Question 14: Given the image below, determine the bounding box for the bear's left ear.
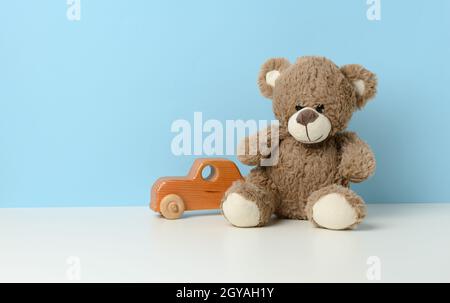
[340,64,378,108]
[258,58,291,99]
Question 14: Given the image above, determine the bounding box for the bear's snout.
[288,107,332,144]
[296,109,319,126]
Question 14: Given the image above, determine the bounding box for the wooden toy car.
[150,158,244,219]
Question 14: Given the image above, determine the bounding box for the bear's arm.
[337,131,376,183]
[237,126,281,166]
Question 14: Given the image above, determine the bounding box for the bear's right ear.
[340,64,377,109]
[258,58,291,99]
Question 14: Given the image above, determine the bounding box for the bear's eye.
[295,105,304,111]
[316,104,325,113]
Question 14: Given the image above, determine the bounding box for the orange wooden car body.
[150,158,243,219]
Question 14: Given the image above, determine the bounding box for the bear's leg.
[221,168,279,227]
[305,184,366,230]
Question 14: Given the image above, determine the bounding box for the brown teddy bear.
[221,56,377,230]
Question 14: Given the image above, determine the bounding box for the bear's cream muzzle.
[287,107,331,144]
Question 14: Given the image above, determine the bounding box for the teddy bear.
[221,56,377,230]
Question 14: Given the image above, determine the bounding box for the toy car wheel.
[160,194,185,219]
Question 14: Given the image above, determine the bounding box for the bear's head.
[258,56,377,144]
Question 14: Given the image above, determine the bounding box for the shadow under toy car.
[150,158,244,219]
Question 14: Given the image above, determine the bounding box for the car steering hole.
[201,165,216,181]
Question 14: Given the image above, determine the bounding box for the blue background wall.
[1,0,449,207]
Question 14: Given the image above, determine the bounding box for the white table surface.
[1,204,449,283]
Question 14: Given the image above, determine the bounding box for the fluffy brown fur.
[222,56,377,230]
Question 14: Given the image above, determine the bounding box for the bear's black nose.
[296,109,319,126]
